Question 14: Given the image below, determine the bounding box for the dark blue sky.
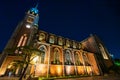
[0,0,120,58]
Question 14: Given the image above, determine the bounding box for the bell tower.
[6,4,39,48]
[0,4,39,72]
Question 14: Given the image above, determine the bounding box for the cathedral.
[0,5,113,78]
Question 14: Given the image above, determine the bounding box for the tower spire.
[28,3,39,15]
[35,3,39,9]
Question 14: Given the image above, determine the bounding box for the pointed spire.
[35,3,39,9]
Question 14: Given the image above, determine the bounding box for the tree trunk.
[19,64,28,80]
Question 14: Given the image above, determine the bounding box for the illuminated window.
[39,46,46,63]
[74,51,82,65]
[58,38,63,45]
[39,33,45,41]
[17,34,27,47]
[83,53,91,66]
[78,43,82,49]
[52,48,60,64]
[17,36,24,47]
[73,41,76,48]
[49,36,54,44]
[36,45,46,64]
[22,36,27,46]
[66,40,70,47]
[99,44,108,59]
[65,50,72,65]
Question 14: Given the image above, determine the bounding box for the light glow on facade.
[0,4,114,79]
[26,24,31,28]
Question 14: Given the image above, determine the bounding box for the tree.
[6,46,43,80]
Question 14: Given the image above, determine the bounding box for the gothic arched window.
[74,51,82,65]
[39,33,45,41]
[37,45,46,64]
[49,36,54,44]
[53,48,60,64]
[65,50,72,65]
[78,43,82,49]
[73,41,76,48]
[58,37,63,45]
[66,40,70,47]
[17,34,27,47]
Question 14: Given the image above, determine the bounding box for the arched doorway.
[5,62,18,76]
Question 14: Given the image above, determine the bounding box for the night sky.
[0,0,120,58]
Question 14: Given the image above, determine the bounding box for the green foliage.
[114,61,120,66]
[114,59,120,66]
